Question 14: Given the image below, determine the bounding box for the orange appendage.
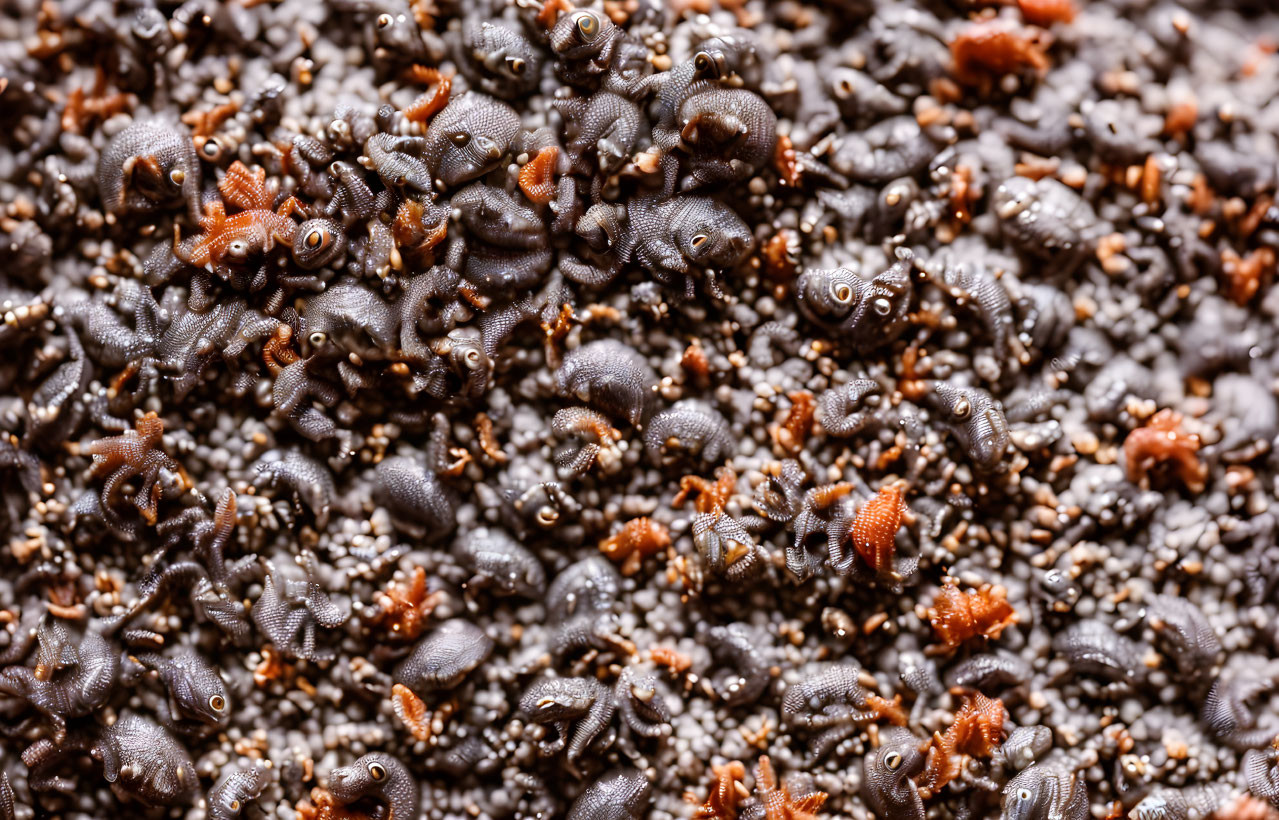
[866,692,909,727]
[370,567,440,641]
[651,645,693,674]
[295,787,371,820]
[851,485,905,575]
[263,324,300,376]
[762,229,801,284]
[474,413,507,463]
[928,579,1017,649]
[774,134,799,187]
[600,517,671,575]
[777,391,815,455]
[754,756,828,820]
[536,0,574,28]
[519,146,559,205]
[682,341,711,382]
[393,199,448,255]
[176,161,301,268]
[1017,0,1075,26]
[87,411,180,525]
[1123,409,1205,492]
[391,683,433,742]
[951,21,1051,84]
[404,65,451,123]
[916,693,1008,798]
[687,760,749,820]
[1220,246,1276,306]
[673,466,737,515]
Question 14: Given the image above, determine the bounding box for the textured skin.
[994,726,1053,772]
[644,399,732,466]
[1052,619,1144,687]
[453,527,546,597]
[1002,760,1089,820]
[421,92,521,190]
[329,752,419,820]
[1146,594,1220,685]
[96,121,201,220]
[251,552,349,662]
[795,257,913,350]
[1129,783,1230,820]
[393,618,494,696]
[207,765,265,820]
[133,648,229,734]
[1244,748,1279,808]
[862,726,925,820]
[548,10,622,89]
[992,177,1101,278]
[253,449,336,528]
[703,622,770,707]
[374,456,461,541]
[555,340,657,427]
[925,381,1010,471]
[782,664,894,761]
[458,19,541,100]
[292,218,346,270]
[946,651,1034,692]
[830,116,941,184]
[555,91,643,175]
[545,556,628,658]
[521,676,615,769]
[303,279,399,361]
[1201,658,1279,749]
[566,768,651,820]
[818,379,884,437]
[673,85,776,190]
[0,621,117,741]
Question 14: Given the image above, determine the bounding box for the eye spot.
[506,56,526,75]
[1018,788,1033,801]
[575,11,600,40]
[830,282,853,304]
[691,233,709,248]
[872,297,892,316]
[309,331,328,347]
[305,227,330,250]
[368,761,386,781]
[168,168,186,186]
[229,799,240,811]
[200,138,221,160]
[885,751,903,771]
[209,694,226,712]
[951,398,972,419]
[450,132,471,147]
[376,13,393,28]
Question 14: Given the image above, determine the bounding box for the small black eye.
[309,331,327,347]
[376,13,393,28]
[450,132,471,147]
[368,762,386,781]
[872,297,892,316]
[575,12,600,40]
[694,51,713,74]
[506,56,526,75]
[200,138,221,160]
[885,751,903,771]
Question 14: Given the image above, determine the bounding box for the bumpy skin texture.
[925,381,1010,471]
[1002,760,1089,820]
[644,399,733,466]
[1129,783,1230,820]
[251,552,349,662]
[783,665,891,761]
[831,116,942,184]
[546,556,629,659]
[458,19,541,100]
[555,91,644,175]
[329,752,419,820]
[795,256,913,350]
[555,340,657,427]
[420,92,521,190]
[703,622,770,706]
[132,648,229,735]
[96,120,201,220]
[374,456,461,541]
[453,527,546,597]
[393,618,494,696]
[672,85,777,190]
[992,177,1101,278]
[207,766,265,820]
[566,768,651,820]
[0,621,117,741]
[862,726,926,820]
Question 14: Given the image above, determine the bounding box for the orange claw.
[405,66,451,123]
[916,693,1008,798]
[1123,409,1206,493]
[519,146,559,205]
[928,578,1017,651]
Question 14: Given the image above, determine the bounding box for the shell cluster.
[1,0,1279,818]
